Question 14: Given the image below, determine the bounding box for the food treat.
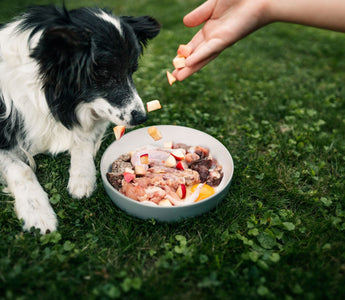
[147,126,162,141]
[113,125,125,140]
[146,99,161,112]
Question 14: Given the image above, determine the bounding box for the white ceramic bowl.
[100,125,234,221]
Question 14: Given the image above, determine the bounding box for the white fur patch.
[97,11,122,35]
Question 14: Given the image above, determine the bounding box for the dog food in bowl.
[106,142,224,207]
[100,125,234,222]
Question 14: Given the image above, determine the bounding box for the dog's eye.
[101,70,112,79]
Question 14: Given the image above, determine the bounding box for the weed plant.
[1,0,345,299]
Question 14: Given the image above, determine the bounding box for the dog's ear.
[121,16,161,46]
[36,26,91,58]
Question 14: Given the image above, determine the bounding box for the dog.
[0,5,160,233]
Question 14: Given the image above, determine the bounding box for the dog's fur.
[0,5,160,233]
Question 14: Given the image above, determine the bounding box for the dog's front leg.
[0,152,57,233]
[68,143,96,199]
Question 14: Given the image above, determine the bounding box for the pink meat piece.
[120,180,147,201]
[184,152,200,165]
[194,146,209,158]
[131,149,170,167]
[120,165,200,204]
[143,186,166,204]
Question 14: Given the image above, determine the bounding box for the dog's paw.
[16,196,58,234]
[68,174,96,199]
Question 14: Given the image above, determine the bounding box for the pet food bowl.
[100,125,234,221]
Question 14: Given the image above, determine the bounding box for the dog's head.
[28,6,160,130]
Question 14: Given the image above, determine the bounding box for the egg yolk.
[191,184,215,202]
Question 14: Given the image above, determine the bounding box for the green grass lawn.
[1,0,345,299]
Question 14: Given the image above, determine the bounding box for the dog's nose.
[130,109,148,125]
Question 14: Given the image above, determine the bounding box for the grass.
[1,0,345,299]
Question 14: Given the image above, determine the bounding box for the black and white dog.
[0,5,160,233]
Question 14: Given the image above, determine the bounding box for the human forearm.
[268,0,345,32]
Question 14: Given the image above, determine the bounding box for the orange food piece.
[147,126,162,141]
[166,70,176,85]
[113,125,125,140]
[146,100,161,112]
[173,56,186,69]
[177,44,193,57]
[191,184,215,201]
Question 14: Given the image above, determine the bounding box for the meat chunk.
[184,152,200,165]
[111,154,132,174]
[107,153,133,189]
[206,170,224,186]
[106,172,123,190]
[194,146,209,158]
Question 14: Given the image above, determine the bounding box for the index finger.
[183,0,216,27]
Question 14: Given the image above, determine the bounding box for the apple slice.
[171,149,185,161]
[164,141,173,149]
[140,153,149,164]
[135,165,146,175]
[176,161,187,171]
[165,155,176,167]
[176,184,186,199]
[177,44,193,57]
[158,199,173,207]
[113,125,125,140]
[123,172,135,183]
[166,70,176,86]
[148,126,162,141]
[173,56,186,69]
[146,100,161,112]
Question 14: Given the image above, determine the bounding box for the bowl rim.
[100,125,234,209]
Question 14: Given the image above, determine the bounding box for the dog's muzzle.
[130,109,148,125]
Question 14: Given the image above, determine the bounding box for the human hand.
[172,0,270,81]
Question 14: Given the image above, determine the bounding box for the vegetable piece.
[183,183,204,204]
[166,71,176,85]
[148,126,162,141]
[191,183,215,201]
[176,184,186,199]
[165,155,176,167]
[123,172,135,183]
[140,153,149,164]
[163,141,173,149]
[135,165,146,175]
[176,161,187,171]
[177,44,193,57]
[113,125,125,140]
[171,149,185,161]
[158,199,173,207]
[173,56,186,69]
[146,100,161,112]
